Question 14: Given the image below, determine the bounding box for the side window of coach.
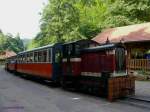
[26,53,30,62]
[30,52,34,62]
[34,52,38,62]
[49,48,52,63]
[38,51,42,62]
[43,50,47,62]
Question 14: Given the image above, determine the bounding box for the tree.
[40,0,83,44]
[15,33,25,51]
[0,31,24,53]
[28,0,150,49]
[102,0,150,28]
[75,0,108,39]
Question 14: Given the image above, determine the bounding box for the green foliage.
[103,0,150,28]
[0,31,24,53]
[40,0,83,43]
[28,0,150,49]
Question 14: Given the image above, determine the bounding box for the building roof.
[0,51,16,59]
[92,22,150,44]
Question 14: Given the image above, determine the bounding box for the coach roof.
[18,44,56,55]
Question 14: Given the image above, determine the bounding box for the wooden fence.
[127,59,150,71]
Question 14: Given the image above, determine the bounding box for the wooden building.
[93,22,150,73]
[0,50,16,64]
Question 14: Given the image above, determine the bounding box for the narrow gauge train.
[5,39,135,101]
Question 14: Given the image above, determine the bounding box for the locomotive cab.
[62,39,98,77]
[61,39,98,88]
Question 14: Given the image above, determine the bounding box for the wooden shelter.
[0,50,16,64]
[93,22,150,72]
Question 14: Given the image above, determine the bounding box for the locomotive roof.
[18,43,56,55]
[82,43,124,52]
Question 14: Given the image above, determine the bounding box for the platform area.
[0,67,149,112]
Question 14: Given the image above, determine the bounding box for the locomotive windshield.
[115,47,126,73]
[63,44,80,58]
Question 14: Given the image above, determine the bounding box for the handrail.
[127,59,150,71]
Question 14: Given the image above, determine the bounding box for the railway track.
[119,96,150,110]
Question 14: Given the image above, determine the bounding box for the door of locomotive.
[62,44,74,76]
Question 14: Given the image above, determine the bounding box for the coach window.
[22,55,24,63]
[34,52,38,62]
[24,54,26,62]
[38,51,42,62]
[19,56,21,63]
[24,53,27,63]
[18,56,21,63]
[16,56,18,63]
[22,54,24,63]
[42,50,47,62]
[17,56,19,63]
[18,56,20,63]
[27,53,30,62]
[20,55,23,63]
[49,48,52,63]
[30,52,34,62]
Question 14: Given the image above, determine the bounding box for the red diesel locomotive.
[5,39,135,101]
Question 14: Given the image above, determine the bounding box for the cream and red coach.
[16,43,62,82]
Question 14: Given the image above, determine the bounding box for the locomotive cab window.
[62,45,68,58]
[66,44,75,57]
[75,44,80,56]
[68,44,73,56]
[115,47,126,73]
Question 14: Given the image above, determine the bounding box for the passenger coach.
[5,56,17,72]
[16,43,62,82]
